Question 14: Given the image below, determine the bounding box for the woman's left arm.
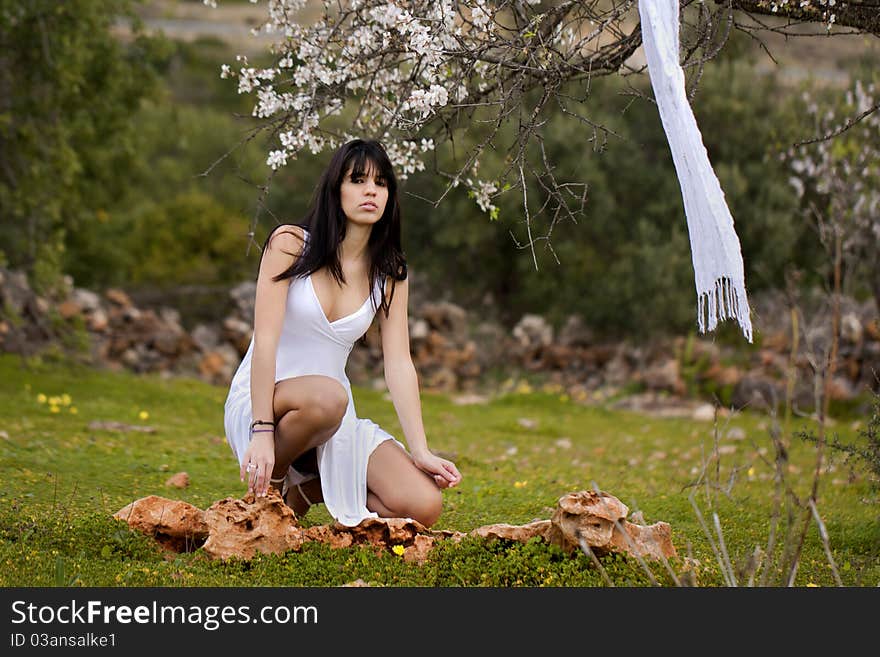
[378,276,461,489]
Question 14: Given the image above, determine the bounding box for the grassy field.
[0,352,877,587]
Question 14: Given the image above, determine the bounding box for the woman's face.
[339,163,389,226]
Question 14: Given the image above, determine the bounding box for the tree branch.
[721,0,880,34]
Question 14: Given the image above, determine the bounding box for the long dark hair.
[262,138,408,318]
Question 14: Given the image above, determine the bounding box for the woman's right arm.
[242,225,305,497]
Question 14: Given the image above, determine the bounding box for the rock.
[512,313,553,348]
[229,281,256,320]
[191,324,221,351]
[303,524,353,550]
[525,343,561,370]
[158,307,181,325]
[104,288,133,308]
[121,347,141,368]
[198,344,240,384]
[88,420,156,433]
[424,366,457,391]
[153,326,188,356]
[451,393,489,405]
[425,330,448,354]
[420,301,469,340]
[202,491,304,560]
[692,403,716,421]
[547,490,676,561]
[603,352,631,386]
[691,338,722,364]
[609,520,676,560]
[410,318,430,341]
[640,358,683,393]
[165,472,190,488]
[113,485,675,567]
[221,317,252,355]
[703,363,742,387]
[469,520,552,543]
[840,312,863,345]
[611,392,698,418]
[340,579,372,587]
[732,375,784,411]
[471,321,510,367]
[341,516,430,546]
[547,490,629,555]
[558,314,594,347]
[827,376,859,401]
[761,330,791,352]
[0,269,32,316]
[56,300,82,320]
[86,307,109,332]
[121,305,142,323]
[404,534,436,564]
[113,495,208,552]
[71,288,101,313]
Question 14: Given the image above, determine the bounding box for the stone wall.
[2,267,878,413]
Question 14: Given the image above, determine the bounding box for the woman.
[223,138,461,528]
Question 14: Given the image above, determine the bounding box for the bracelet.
[250,419,276,430]
[251,428,275,434]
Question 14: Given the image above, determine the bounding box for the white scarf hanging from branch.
[638,0,754,343]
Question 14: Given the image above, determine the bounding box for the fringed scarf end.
[697,277,753,343]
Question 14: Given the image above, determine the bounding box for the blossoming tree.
[205,0,878,265]
[787,77,880,311]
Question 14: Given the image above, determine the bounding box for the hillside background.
[2,0,878,409]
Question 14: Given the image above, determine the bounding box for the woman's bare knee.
[382,485,442,527]
[408,487,442,527]
[299,380,348,431]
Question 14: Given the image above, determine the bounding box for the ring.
[246,463,256,473]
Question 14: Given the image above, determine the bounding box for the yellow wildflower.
[806,583,819,588]
[49,406,60,414]
[391,545,405,556]
[138,410,149,421]
[48,396,61,406]
[69,407,78,415]
[60,394,71,406]
[36,394,47,404]
[514,480,528,488]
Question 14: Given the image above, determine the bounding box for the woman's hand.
[240,432,276,497]
[412,450,462,490]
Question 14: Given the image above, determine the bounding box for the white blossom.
[267,149,288,170]
[465,177,499,214]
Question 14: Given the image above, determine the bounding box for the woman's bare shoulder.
[265,224,307,256]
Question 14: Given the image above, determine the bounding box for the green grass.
[0,352,877,587]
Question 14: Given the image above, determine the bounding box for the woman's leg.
[366,441,443,527]
[269,374,348,485]
[285,475,324,518]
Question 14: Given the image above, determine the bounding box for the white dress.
[223,229,405,526]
